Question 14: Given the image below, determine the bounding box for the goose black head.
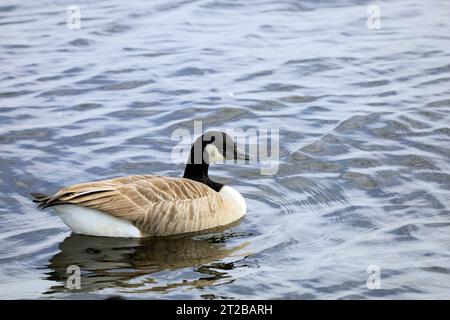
[183,131,249,191]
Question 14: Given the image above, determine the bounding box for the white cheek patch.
[205,144,225,163]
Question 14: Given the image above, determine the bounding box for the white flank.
[53,204,141,238]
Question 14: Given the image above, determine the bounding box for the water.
[1,0,450,299]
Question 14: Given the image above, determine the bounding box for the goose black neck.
[183,163,223,192]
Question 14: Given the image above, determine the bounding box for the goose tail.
[30,192,52,209]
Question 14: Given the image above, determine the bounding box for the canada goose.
[31,131,250,238]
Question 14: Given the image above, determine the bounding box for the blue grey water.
[1,0,450,299]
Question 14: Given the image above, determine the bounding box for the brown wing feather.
[36,175,240,236]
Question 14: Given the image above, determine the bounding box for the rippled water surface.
[1,0,450,299]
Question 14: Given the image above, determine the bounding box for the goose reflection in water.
[45,231,250,295]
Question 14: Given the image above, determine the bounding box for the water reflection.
[45,233,250,294]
